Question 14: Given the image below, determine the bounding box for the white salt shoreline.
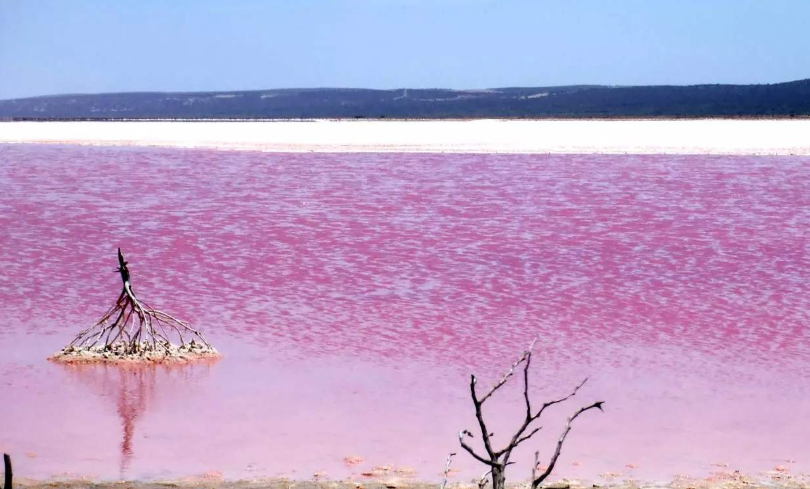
[1,119,810,155]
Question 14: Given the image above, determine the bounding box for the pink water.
[1,144,809,483]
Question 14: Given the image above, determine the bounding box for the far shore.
[1,119,810,155]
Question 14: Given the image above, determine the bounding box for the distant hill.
[2,79,809,119]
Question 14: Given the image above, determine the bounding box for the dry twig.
[440,453,457,489]
[458,339,604,489]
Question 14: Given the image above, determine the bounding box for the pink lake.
[0,144,809,483]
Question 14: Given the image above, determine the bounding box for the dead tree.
[458,340,604,489]
[53,248,215,361]
[3,453,11,489]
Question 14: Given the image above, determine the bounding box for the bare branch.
[523,350,533,418]
[500,377,589,456]
[495,349,542,457]
[531,401,605,489]
[470,375,496,458]
[458,337,604,489]
[440,452,457,489]
[459,430,496,467]
[515,425,543,446]
[535,378,589,419]
[479,338,538,404]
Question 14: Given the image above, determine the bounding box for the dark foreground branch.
[531,401,604,488]
[3,453,11,489]
[458,338,605,489]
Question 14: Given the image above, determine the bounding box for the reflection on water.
[55,361,218,478]
[0,144,809,481]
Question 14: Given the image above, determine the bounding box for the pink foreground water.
[0,144,809,483]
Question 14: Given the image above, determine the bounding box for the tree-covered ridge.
[2,79,809,119]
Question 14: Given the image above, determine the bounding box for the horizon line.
[3,77,809,103]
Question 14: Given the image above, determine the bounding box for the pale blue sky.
[0,0,808,99]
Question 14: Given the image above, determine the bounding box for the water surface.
[0,145,808,482]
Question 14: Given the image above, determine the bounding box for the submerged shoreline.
[1,119,810,155]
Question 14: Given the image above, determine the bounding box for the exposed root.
[50,248,218,364]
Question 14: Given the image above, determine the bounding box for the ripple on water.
[0,145,809,481]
